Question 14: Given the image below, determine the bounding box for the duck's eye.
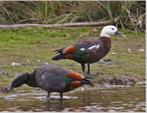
[111,28,114,30]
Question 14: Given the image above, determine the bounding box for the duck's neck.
[100,31,111,38]
[99,37,111,48]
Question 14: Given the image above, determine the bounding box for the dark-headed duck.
[7,64,93,100]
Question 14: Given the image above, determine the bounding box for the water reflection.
[0,86,145,112]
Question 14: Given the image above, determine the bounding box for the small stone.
[111,52,116,55]
[44,62,48,65]
[128,48,132,53]
[103,59,112,62]
[26,59,30,63]
[11,62,20,66]
[34,30,37,33]
[138,49,144,52]
[37,59,40,63]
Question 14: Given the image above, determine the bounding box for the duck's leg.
[46,92,51,99]
[60,92,63,100]
[81,63,85,73]
[87,64,90,74]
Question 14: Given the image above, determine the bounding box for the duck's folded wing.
[73,41,101,57]
[66,71,85,80]
[63,45,76,54]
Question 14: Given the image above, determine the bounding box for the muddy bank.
[92,75,145,87]
[0,74,145,94]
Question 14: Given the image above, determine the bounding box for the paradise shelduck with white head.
[52,25,123,74]
[7,64,93,100]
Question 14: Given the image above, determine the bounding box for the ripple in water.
[0,86,145,112]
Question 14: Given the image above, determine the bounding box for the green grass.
[0,27,145,86]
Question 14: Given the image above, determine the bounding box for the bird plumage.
[8,64,93,100]
[52,25,122,73]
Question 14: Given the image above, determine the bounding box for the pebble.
[138,49,144,52]
[11,62,20,66]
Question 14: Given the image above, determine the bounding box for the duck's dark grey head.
[8,73,30,91]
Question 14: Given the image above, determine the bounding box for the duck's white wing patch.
[79,44,100,51]
[80,48,85,51]
[88,44,100,50]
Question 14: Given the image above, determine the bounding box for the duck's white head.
[100,25,121,38]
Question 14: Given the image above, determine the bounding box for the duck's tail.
[52,48,65,60]
[52,54,65,60]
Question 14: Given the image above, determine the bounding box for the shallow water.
[0,86,145,112]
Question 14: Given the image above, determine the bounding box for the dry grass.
[0,1,145,30]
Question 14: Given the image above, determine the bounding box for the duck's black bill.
[81,79,94,86]
[115,31,122,35]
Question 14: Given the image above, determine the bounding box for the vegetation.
[0,1,145,30]
[0,2,145,112]
[0,27,145,86]
[0,1,145,86]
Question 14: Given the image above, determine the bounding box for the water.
[0,86,145,112]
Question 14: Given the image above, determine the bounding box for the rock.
[34,30,37,33]
[111,52,116,55]
[138,49,144,52]
[11,62,20,66]
[97,75,140,86]
[44,62,49,65]
[128,48,132,53]
[136,81,145,86]
[37,59,41,63]
[103,59,112,62]
[26,59,30,63]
